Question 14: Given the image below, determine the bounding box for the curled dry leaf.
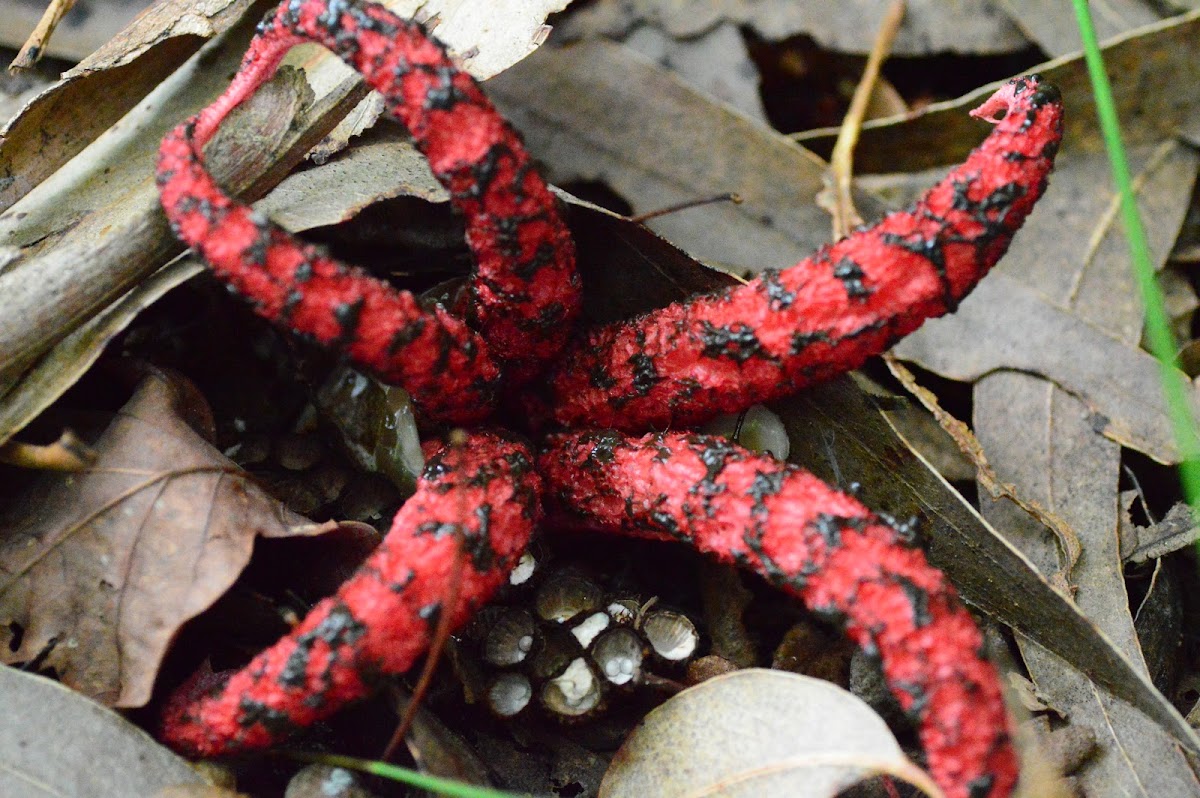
[254,129,447,231]
[0,664,204,797]
[600,668,939,798]
[0,372,336,708]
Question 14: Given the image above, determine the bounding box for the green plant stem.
[1070,0,1200,511]
[283,750,532,798]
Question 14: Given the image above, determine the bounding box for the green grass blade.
[1069,0,1200,510]
[284,751,535,798]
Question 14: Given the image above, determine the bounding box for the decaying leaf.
[0,664,204,797]
[811,11,1200,162]
[0,372,336,707]
[558,0,1030,56]
[488,39,887,275]
[600,669,938,798]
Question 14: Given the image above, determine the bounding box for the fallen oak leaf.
[0,370,336,708]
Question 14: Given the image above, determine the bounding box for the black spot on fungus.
[832,258,872,300]
[894,575,934,628]
[699,322,768,364]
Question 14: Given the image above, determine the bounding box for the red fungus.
[546,76,1063,432]
[157,1,579,423]
[161,432,540,757]
[541,430,1019,798]
[155,4,1064,792]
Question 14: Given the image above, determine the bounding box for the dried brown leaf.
[560,0,1029,56]
[488,39,887,276]
[0,664,205,797]
[795,11,1200,168]
[0,372,335,707]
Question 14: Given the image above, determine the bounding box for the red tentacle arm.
[158,122,500,423]
[540,430,1018,798]
[546,75,1063,432]
[157,0,580,423]
[161,432,540,757]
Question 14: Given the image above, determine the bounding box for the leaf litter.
[0,370,337,707]
[0,665,204,797]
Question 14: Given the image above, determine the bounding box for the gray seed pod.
[641,609,700,662]
[487,672,533,718]
[541,657,602,717]
[535,572,604,623]
[591,626,645,686]
[483,608,537,667]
